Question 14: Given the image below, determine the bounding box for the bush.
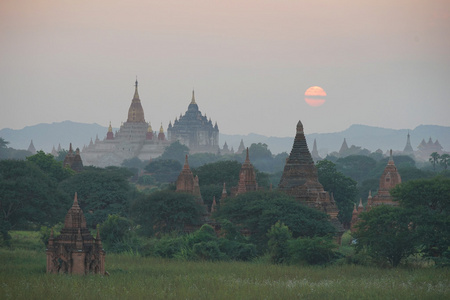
[267,221,292,264]
[100,215,141,253]
[288,236,338,265]
[39,222,63,246]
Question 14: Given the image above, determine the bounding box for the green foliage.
[26,150,74,182]
[215,191,335,251]
[198,184,224,209]
[0,214,11,247]
[143,224,256,261]
[429,152,440,171]
[0,160,71,230]
[335,155,377,184]
[316,160,358,226]
[55,149,68,162]
[159,141,190,164]
[288,235,338,265]
[0,137,9,148]
[39,222,63,246]
[100,214,140,253]
[267,221,292,264]
[130,190,204,236]
[354,205,417,267]
[440,154,450,170]
[187,152,220,168]
[0,138,31,160]
[398,166,433,182]
[144,159,182,183]
[2,246,450,299]
[391,176,450,264]
[58,166,134,227]
[193,160,242,187]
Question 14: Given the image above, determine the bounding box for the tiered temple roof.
[46,193,105,275]
[278,120,339,219]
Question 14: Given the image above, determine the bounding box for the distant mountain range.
[1,121,449,156]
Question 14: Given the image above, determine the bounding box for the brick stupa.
[46,193,105,275]
[278,120,339,219]
[236,148,258,195]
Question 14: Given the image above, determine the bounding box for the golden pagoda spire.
[148,122,153,132]
[133,78,140,99]
[159,122,164,133]
[190,90,196,104]
[108,121,112,133]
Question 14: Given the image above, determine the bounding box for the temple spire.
[191,90,196,104]
[133,78,140,99]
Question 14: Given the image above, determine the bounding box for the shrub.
[267,221,292,264]
[288,236,338,265]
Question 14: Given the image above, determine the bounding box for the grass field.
[1,231,449,299]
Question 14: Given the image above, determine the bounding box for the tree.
[267,221,292,264]
[354,205,417,267]
[288,235,337,265]
[159,141,189,164]
[429,152,441,171]
[335,155,377,184]
[316,160,358,227]
[391,176,450,263]
[100,214,140,253]
[0,160,71,230]
[440,154,450,170]
[130,190,204,236]
[145,159,182,183]
[193,160,242,187]
[0,138,9,149]
[26,150,74,182]
[215,191,335,251]
[58,166,134,227]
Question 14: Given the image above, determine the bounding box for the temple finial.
[133,78,140,99]
[191,90,196,104]
[73,192,79,207]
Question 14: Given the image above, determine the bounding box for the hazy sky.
[1,0,449,137]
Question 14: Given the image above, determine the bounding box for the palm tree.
[429,152,440,171]
[439,154,450,170]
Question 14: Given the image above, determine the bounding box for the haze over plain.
[1,0,449,137]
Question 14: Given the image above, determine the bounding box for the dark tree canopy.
[130,190,204,236]
[0,160,70,229]
[215,191,335,250]
[145,159,182,183]
[193,160,242,187]
[316,160,358,226]
[335,155,377,184]
[354,205,418,267]
[159,141,190,164]
[26,150,74,182]
[58,166,134,227]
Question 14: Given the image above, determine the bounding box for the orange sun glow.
[304,86,326,107]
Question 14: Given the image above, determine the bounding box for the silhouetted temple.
[311,138,322,162]
[167,90,219,153]
[176,155,204,206]
[46,193,105,275]
[278,120,339,219]
[236,148,258,195]
[63,143,83,172]
[351,150,402,232]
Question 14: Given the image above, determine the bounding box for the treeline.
[1,138,449,267]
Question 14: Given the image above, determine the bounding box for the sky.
[1,0,449,137]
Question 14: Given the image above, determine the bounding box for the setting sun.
[305,86,326,107]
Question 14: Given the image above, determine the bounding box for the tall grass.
[1,247,449,299]
[1,231,449,299]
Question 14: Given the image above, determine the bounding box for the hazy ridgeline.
[0,232,449,300]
